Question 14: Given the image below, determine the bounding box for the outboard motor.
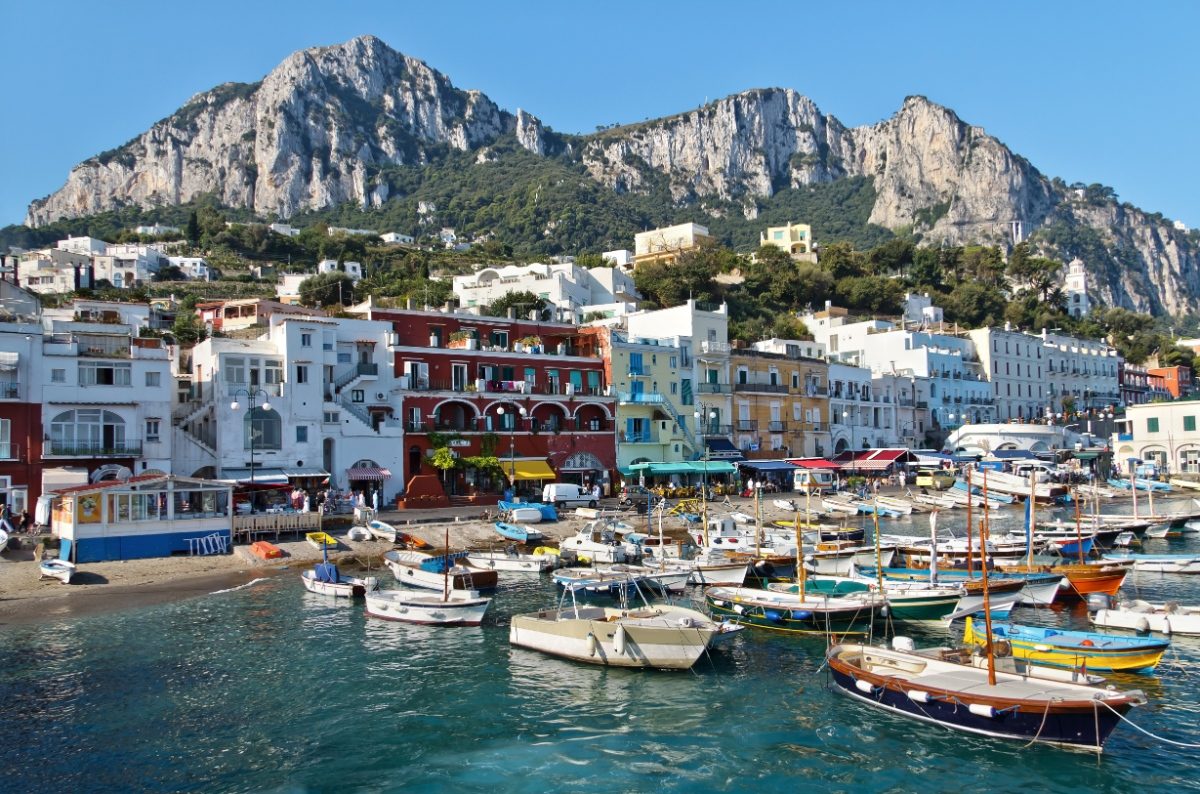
[1086,592,1114,612]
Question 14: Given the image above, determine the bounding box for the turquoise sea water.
[4,505,1200,793]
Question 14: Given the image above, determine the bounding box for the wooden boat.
[494,521,545,543]
[962,617,1169,673]
[39,539,75,584]
[620,532,695,561]
[1055,561,1130,598]
[365,519,433,549]
[952,478,1023,503]
[466,549,556,573]
[509,583,743,670]
[1091,598,1200,636]
[249,540,283,559]
[383,550,499,592]
[645,553,751,587]
[826,640,1145,750]
[875,495,915,515]
[1170,478,1200,491]
[301,562,379,598]
[306,531,338,551]
[552,566,649,597]
[705,585,881,634]
[346,526,372,542]
[785,578,964,621]
[807,540,896,576]
[773,499,798,512]
[366,525,492,625]
[1101,552,1200,574]
[866,565,1063,606]
[596,563,692,594]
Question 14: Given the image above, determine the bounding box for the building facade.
[1114,400,1200,476]
[1147,365,1193,399]
[730,344,831,458]
[633,223,713,268]
[759,222,816,262]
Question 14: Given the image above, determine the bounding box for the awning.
[834,448,920,471]
[346,467,392,481]
[0,352,17,371]
[501,460,556,481]
[1072,451,1101,461]
[985,450,1038,460]
[630,462,695,476]
[281,466,330,478]
[705,438,745,461]
[738,460,799,472]
[689,461,736,475]
[219,468,289,486]
[42,466,90,492]
[788,458,840,470]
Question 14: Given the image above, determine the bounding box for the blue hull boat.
[495,521,545,543]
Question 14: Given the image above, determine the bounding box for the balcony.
[806,386,829,397]
[735,420,757,432]
[627,368,649,378]
[618,391,665,404]
[697,383,731,394]
[45,440,143,457]
[700,340,731,356]
[620,431,659,444]
[702,424,733,436]
[733,382,788,394]
[226,382,283,398]
[0,382,18,400]
[767,421,787,432]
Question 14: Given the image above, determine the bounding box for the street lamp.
[230,387,272,509]
[496,405,527,493]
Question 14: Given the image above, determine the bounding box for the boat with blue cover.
[300,562,379,598]
[497,501,558,521]
[962,617,1170,672]
[384,549,499,592]
[857,564,1063,606]
[494,521,545,543]
[705,585,881,633]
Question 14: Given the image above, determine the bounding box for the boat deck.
[901,669,1088,701]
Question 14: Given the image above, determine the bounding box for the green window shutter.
[1148,418,1160,433]
[1186,416,1197,432]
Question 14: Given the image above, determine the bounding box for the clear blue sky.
[3,0,1198,229]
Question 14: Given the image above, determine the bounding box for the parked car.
[915,469,956,491]
[542,483,598,509]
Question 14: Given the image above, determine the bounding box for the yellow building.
[760,222,816,263]
[730,346,831,458]
[633,222,714,269]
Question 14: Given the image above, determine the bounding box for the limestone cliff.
[26,37,1200,313]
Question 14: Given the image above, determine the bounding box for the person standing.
[0,502,13,533]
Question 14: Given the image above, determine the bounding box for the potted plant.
[517,335,542,353]
[448,330,478,350]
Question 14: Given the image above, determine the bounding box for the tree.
[430,447,457,487]
[298,272,356,307]
[185,211,200,244]
[171,311,208,346]
[484,290,548,319]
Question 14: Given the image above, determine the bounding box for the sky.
[3,0,1198,229]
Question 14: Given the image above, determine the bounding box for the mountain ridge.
[22,35,1200,315]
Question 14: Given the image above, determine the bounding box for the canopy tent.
[833,448,920,471]
[688,461,736,474]
[705,438,745,461]
[738,460,799,473]
[788,458,840,470]
[345,467,391,481]
[628,461,738,476]
[282,466,330,478]
[219,468,289,486]
[501,460,556,481]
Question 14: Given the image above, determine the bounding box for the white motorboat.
[466,549,556,573]
[383,550,499,592]
[596,563,692,594]
[346,526,372,542]
[1092,598,1200,635]
[1102,553,1200,574]
[300,563,379,598]
[558,521,630,564]
[729,512,755,525]
[509,582,743,669]
[807,540,896,576]
[365,587,491,625]
[506,507,544,524]
[773,499,797,513]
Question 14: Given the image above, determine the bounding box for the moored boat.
[306,531,338,551]
[1101,552,1200,574]
[365,519,433,549]
[300,562,379,598]
[494,521,545,543]
[1091,597,1200,636]
[364,588,491,625]
[466,549,556,573]
[383,549,499,592]
[962,617,1169,673]
[39,539,76,584]
[705,585,881,633]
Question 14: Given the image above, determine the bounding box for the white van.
[792,469,834,494]
[542,483,598,509]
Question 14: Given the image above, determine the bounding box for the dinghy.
[39,539,75,584]
[366,526,491,625]
[466,548,556,573]
[365,519,434,549]
[963,616,1169,673]
[301,563,379,598]
[494,521,545,543]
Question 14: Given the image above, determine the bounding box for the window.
[296,365,308,384]
[145,371,161,388]
[301,332,312,348]
[323,411,340,424]
[50,409,128,453]
[351,389,365,403]
[297,426,309,442]
[1148,417,1160,433]
[337,352,352,364]
[670,382,677,395]
[245,407,282,450]
[264,360,283,386]
[1186,416,1197,432]
[146,419,160,442]
[225,356,246,385]
[51,369,66,383]
[670,356,678,368]
[79,362,132,386]
[792,372,800,389]
[0,418,9,458]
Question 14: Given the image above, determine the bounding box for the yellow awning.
[502,460,556,481]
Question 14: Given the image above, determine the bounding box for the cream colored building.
[633,223,713,268]
[760,222,816,262]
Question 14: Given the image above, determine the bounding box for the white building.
[317,259,363,282]
[269,223,301,238]
[625,299,731,452]
[1063,258,1091,318]
[1039,329,1120,414]
[168,256,213,281]
[602,249,634,269]
[902,292,943,327]
[56,236,108,256]
[134,224,180,237]
[967,325,1048,422]
[380,232,415,245]
[451,262,638,319]
[175,315,404,497]
[43,300,152,330]
[93,244,168,288]
[17,249,92,294]
[42,318,174,478]
[828,363,899,452]
[1114,400,1200,476]
[945,423,1085,455]
[633,223,713,267]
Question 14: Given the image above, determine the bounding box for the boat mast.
[1131,466,1139,520]
[965,468,974,576]
[929,510,939,585]
[701,462,710,548]
[1073,486,1085,565]
[798,485,809,602]
[871,486,884,594]
[443,525,450,601]
[1026,472,1036,569]
[979,468,997,686]
[755,483,762,557]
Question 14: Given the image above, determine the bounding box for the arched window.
[244,407,282,450]
[50,409,128,454]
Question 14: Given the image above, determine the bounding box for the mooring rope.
[1097,700,1200,748]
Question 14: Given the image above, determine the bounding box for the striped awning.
[281,466,329,478]
[0,352,17,371]
[346,467,392,481]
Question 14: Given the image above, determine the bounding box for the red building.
[367,306,616,504]
[1148,365,1194,399]
[0,322,43,521]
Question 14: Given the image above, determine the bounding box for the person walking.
[0,502,14,534]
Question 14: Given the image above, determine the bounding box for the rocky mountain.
[25,35,1200,314]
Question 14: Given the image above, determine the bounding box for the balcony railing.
[618,391,664,404]
[735,420,757,432]
[700,340,731,355]
[226,382,283,398]
[45,440,143,457]
[620,431,658,444]
[702,424,733,436]
[733,382,788,394]
[697,383,730,394]
[806,386,829,397]
[767,421,787,432]
[0,382,18,399]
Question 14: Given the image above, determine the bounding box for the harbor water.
[3,502,1200,792]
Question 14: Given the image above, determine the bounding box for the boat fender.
[967,703,996,719]
[586,632,599,658]
[614,625,627,656]
[677,617,694,628]
[764,610,785,623]
[1136,617,1152,634]
[907,690,931,703]
[1033,644,1053,652]
[880,605,889,618]
[733,604,745,614]
[854,679,876,694]
[712,599,727,608]
[790,610,812,620]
